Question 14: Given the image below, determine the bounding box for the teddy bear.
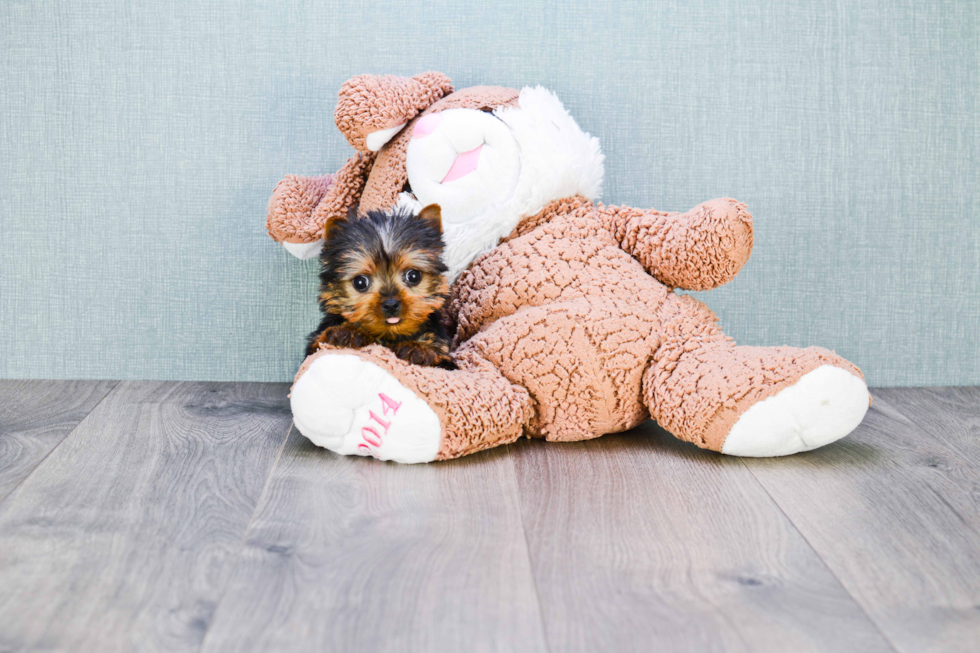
[265,72,870,464]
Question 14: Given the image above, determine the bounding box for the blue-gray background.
[1,1,977,385]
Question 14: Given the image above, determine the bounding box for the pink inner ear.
[412,113,443,139]
[441,145,483,184]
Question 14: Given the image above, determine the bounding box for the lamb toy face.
[267,71,870,463]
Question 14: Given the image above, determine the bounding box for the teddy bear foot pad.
[721,365,870,457]
[291,354,441,463]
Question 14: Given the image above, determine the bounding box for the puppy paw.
[392,341,452,368]
[435,357,458,371]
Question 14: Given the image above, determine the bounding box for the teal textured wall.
[1,1,977,385]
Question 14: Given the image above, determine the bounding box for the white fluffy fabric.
[394,190,422,214]
[495,86,605,214]
[426,87,605,282]
[282,239,324,260]
[721,365,870,457]
[366,123,406,152]
[291,354,442,464]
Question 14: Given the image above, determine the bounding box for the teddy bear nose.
[412,113,443,139]
[381,297,401,315]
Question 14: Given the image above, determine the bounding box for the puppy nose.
[412,113,442,139]
[381,297,401,315]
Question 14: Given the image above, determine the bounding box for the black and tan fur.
[307,204,455,368]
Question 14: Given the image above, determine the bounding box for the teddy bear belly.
[455,297,662,442]
[450,218,678,440]
[452,223,672,345]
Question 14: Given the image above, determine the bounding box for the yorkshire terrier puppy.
[307,203,455,369]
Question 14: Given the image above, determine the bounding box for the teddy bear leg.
[289,345,533,463]
[643,293,870,456]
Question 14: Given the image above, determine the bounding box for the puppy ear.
[418,204,442,234]
[335,72,453,153]
[323,213,347,241]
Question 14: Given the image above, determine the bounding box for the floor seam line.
[196,420,294,653]
[869,390,980,543]
[507,443,554,653]
[874,388,980,526]
[0,379,121,507]
[737,456,904,653]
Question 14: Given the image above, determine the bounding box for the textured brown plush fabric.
[359,122,412,213]
[310,152,375,234]
[646,293,862,451]
[598,199,754,291]
[266,173,334,243]
[265,153,376,243]
[335,72,453,152]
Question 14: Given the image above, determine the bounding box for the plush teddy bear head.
[273,72,605,282]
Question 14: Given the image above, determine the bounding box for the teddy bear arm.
[599,198,754,291]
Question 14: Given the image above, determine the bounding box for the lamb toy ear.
[335,72,454,153]
[267,73,452,260]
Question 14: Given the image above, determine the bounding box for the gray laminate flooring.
[0,381,977,652]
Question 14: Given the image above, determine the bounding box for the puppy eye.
[352,275,371,292]
[404,269,422,286]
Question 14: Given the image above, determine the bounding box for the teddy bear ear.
[335,72,453,153]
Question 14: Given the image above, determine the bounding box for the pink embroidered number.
[361,427,382,447]
[367,410,391,431]
[358,393,402,456]
[379,393,402,415]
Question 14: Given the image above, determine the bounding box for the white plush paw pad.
[721,365,870,457]
[290,354,441,463]
[281,239,324,260]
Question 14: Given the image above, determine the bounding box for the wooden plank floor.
[0,382,978,652]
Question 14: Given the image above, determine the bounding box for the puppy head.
[319,204,447,338]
